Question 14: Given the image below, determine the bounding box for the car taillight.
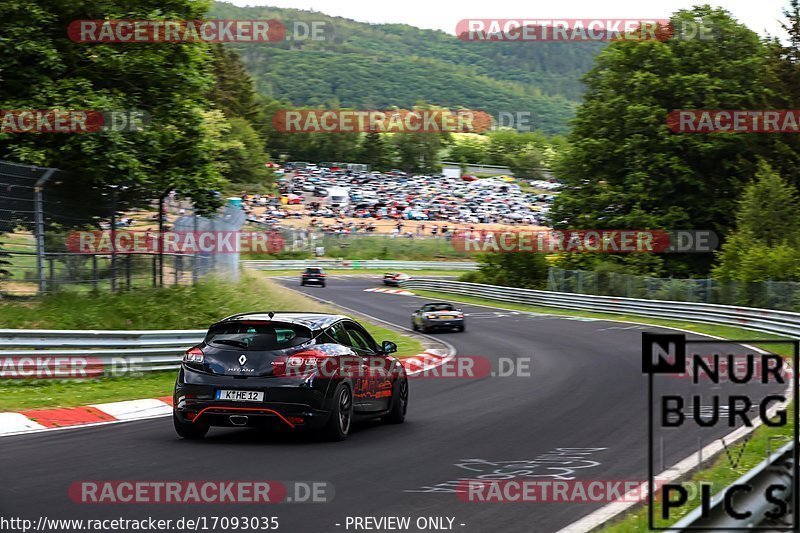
[455,314,464,318]
[183,346,204,364]
[273,351,332,377]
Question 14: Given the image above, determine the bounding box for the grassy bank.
[411,288,795,531]
[242,235,470,261]
[0,274,423,410]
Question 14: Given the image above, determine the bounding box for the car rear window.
[428,304,455,311]
[206,322,312,351]
[305,268,323,274]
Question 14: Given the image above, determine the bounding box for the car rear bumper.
[422,318,464,329]
[174,401,331,430]
[302,278,325,285]
[175,367,335,430]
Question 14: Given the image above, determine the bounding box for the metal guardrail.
[672,441,795,530]
[0,329,205,377]
[400,278,800,338]
[241,259,478,271]
[399,278,800,530]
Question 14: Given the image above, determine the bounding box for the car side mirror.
[381,340,398,354]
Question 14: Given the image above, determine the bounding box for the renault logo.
[238,354,247,366]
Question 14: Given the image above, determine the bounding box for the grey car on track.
[411,302,465,333]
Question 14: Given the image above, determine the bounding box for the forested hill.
[210,2,604,134]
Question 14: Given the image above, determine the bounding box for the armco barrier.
[399,278,800,337]
[0,329,205,377]
[241,259,477,271]
[400,278,799,530]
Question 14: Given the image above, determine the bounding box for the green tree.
[447,134,489,164]
[0,0,226,219]
[210,45,260,120]
[507,147,544,180]
[552,7,773,275]
[359,131,390,170]
[464,252,549,289]
[713,163,800,282]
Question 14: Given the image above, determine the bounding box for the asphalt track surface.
[0,275,790,533]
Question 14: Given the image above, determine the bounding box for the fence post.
[92,255,98,291]
[48,256,55,291]
[766,280,774,309]
[192,212,198,285]
[34,168,56,294]
[125,255,132,290]
[110,187,117,293]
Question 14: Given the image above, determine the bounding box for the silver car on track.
[411,302,465,333]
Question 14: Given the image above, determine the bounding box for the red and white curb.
[0,352,449,437]
[364,287,415,296]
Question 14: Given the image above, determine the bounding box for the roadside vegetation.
[0,274,423,410]
[242,235,470,261]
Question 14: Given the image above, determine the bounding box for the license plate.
[216,390,264,402]
[438,315,453,320]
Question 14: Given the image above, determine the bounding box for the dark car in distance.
[301,266,326,287]
[173,312,409,441]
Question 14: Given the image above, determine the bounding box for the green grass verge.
[411,288,795,531]
[0,274,423,411]
[0,373,177,411]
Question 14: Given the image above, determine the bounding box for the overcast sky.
[224,0,791,40]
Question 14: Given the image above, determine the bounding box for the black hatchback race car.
[173,312,408,441]
[300,266,326,287]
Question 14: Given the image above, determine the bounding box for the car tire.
[458,325,465,332]
[300,281,305,286]
[411,319,418,331]
[322,383,353,441]
[384,378,408,424]
[321,283,326,288]
[421,324,430,334]
[173,411,209,440]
